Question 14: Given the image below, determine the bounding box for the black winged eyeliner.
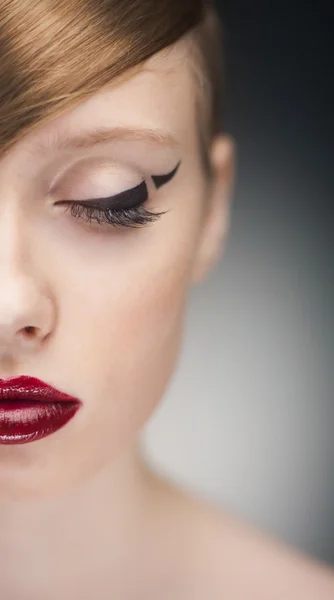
[151,160,181,188]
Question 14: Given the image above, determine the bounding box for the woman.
[0,0,333,598]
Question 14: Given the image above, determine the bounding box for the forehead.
[16,39,197,158]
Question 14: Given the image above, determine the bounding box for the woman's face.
[0,38,233,498]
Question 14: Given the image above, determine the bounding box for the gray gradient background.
[142,1,334,566]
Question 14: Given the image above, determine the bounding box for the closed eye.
[56,160,181,229]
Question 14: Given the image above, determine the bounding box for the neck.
[0,440,160,598]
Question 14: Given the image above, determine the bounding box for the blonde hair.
[0,0,225,173]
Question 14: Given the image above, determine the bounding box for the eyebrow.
[31,126,180,155]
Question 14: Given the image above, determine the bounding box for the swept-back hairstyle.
[0,0,225,172]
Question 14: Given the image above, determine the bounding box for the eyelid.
[56,160,181,208]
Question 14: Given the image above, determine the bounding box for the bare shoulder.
[151,476,334,600]
[186,497,334,599]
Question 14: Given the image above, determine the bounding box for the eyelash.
[57,162,181,229]
[64,202,166,229]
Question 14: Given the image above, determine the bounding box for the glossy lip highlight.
[0,376,82,445]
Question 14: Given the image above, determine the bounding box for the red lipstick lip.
[0,376,82,445]
[0,375,80,403]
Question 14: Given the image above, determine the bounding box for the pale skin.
[0,37,333,599]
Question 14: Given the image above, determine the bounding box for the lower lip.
[0,401,80,445]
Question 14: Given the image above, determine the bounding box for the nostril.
[24,326,36,336]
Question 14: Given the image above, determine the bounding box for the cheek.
[59,253,191,473]
[53,217,200,455]
[84,250,190,409]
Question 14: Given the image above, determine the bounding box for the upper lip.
[0,375,81,403]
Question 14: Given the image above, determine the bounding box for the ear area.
[191,134,235,284]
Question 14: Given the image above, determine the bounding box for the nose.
[0,269,55,358]
[0,197,56,361]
